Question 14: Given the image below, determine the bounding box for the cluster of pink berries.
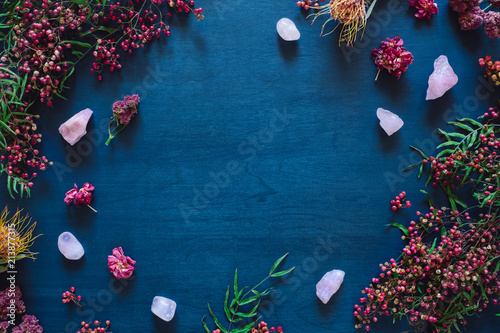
[79,320,111,333]
[0,115,50,191]
[86,0,203,79]
[356,207,500,332]
[390,191,411,211]
[62,286,82,307]
[484,106,499,118]
[295,0,323,10]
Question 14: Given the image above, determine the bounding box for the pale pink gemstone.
[426,55,458,100]
[58,108,93,146]
[377,108,404,136]
[316,269,345,304]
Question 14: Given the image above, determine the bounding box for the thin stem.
[87,205,97,213]
[105,121,128,146]
[375,69,381,81]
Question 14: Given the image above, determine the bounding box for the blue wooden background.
[2,0,500,332]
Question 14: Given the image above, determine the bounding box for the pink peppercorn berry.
[390,191,410,211]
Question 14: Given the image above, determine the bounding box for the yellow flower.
[310,0,369,45]
[0,206,39,264]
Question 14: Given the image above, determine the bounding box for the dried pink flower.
[112,94,140,125]
[484,11,500,38]
[458,6,484,30]
[409,0,438,20]
[108,247,136,279]
[448,0,480,13]
[491,0,500,8]
[372,35,414,80]
[106,94,140,145]
[64,182,96,212]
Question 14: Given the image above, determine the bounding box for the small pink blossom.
[64,182,96,212]
[108,247,136,279]
[372,36,414,80]
[112,94,140,125]
[409,0,438,20]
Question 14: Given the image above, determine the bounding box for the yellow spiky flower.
[310,0,371,46]
[0,206,39,267]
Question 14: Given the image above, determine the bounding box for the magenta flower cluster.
[372,36,414,80]
[112,94,140,125]
[64,182,95,207]
[0,287,41,333]
[108,247,136,279]
[409,0,438,20]
[11,315,43,333]
[448,0,500,38]
[0,286,25,320]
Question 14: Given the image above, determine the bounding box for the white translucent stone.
[316,269,345,304]
[58,232,84,260]
[377,108,404,136]
[58,108,93,146]
[277,18,300,41]
[151,296,176,322]
[426,55,458,100]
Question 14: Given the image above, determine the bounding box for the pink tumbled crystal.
[316,269,345,304]
[426,55,458,100]
[377,108,404,136]
[58,108,93,146]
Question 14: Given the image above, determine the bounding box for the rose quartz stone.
[426,55,458,100]
[59,108,93,146]
[316,269,345,304]
[277,18,300,41]
[377,108,404,136]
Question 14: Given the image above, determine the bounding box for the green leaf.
[12,178,18,194]
[459,167,473,187]
[365,0,378,19]
[71,50,84,58]
[0,119,16,136]
[448,132,466,139]
[233,269,238,297]
[448,121,474,132]
[418,163,424,178]
[494,261,500,274]
[224,286,231,322]
[436,141,459,149]
[429,238,437,254]
[202,316,211,333]
[270,267,295,277]
[468,130,478,149]
[60,66,75,89]
[70,0,88,6]
[238,294,259,306]
[247,300,260,316]
[420,190,435,209]
[232,319,258,333]
[7,175,13,199]
[436,149,455,159]
[207,303,227,333]
[63,40,92,49]
[269,253,288,275]
[458,117,483,127]
[409,145,428,159]
[477,277,487,298]
[54,91,67,100]
[388,222,409,237]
